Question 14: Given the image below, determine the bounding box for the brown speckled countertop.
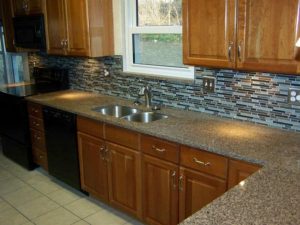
[26,90,300,225]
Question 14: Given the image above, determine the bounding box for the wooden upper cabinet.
[45,0,114,57]
[12,0,43,16]
[237,0,300,74]
[64,0,90,56]
[228,159,261,189]
[183,0,300,74]
[183,0,236,68]
[0,0,16,52]
[45,0,67,55]
[179,167,227,222]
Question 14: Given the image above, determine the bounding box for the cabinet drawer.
[180,146,228,179]
[77,116,104,138]
[32,147,48,170]
[28,103,43,118]
[30,129,46,150]
[29,116,44,131]
[141,135,179,163]
[105,125,139,150]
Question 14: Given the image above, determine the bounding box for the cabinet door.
[77,132,109,201]
[12,0,42,16]
[0,0,16,52]
[179,167,227,222]
[64,0,90,56]
[45,0,66,55]
[228,159,260,189]
[107,142,142,219]
[237,0,300,74]
[183,0,236,68]
[142,155,178,225]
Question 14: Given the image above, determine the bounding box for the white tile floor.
[0,149,144,225]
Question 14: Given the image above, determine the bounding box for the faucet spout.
[144,85,151,108]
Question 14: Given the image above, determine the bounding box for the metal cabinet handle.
[179,175,183,192]
[34,134,41,140]
[64,40,68,48]
[171,171,177,189]
[61,40,64,47]
[23,0,29,11]
[193,157,210,167]
[228,41,233,61]
[152,145,166,153]
[33,121,40,127]
[237,44,242,61]
[105,148,111,162]
[99,146,106,160]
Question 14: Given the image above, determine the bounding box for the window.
[124,0,194,79]
[0,25,29,85]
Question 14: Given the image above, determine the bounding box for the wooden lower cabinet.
[107,142,142,218]
[77,116,262,225]
[142,155,178,225]
[228,159,261,189]
[77,132,109,201]
[179,167,227,222]
[77,128,142,219]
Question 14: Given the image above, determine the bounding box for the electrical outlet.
[202,76,216,93]
[288,88,300,104]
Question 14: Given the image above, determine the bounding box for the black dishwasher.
[43,107,81,190]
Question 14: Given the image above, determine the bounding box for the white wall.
[112,0,124,55]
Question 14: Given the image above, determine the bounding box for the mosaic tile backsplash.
[28,53,300,132]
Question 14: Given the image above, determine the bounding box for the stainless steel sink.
[122,112,168,123]
[92,105,141,118]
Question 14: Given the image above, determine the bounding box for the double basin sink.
[92,105,168,123]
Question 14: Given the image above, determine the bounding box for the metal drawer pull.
[152,145,166,153]
[193,157,210,166]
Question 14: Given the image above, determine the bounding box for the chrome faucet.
[143,85,152,108]
[134,85,152,108]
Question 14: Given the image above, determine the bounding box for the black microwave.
[13,14,46,50]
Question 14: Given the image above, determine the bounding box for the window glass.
[0,25,29,84]
[0,26,6,84]
[124,0,193,78]
[137,0,182,26]
[0,55,5,84]
[133,33,183,67]
[11,55,25,82]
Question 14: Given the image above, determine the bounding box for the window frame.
[123,0,194,79]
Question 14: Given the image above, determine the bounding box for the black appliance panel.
[0,93,30,144]
[13,14,46,49]
[43,107,81,190]
[0,67,69,170]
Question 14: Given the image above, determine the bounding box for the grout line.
[0,153,140,225]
